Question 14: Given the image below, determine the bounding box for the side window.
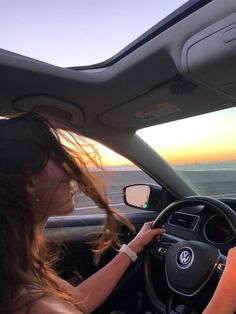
[73,165,158,216]
[55,139,158,216]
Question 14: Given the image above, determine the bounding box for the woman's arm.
[203,247,236,314]
[55,222,165,314]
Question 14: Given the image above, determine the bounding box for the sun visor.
[181,11,236,101]
[13,95,85,127]
[99,77,230,129]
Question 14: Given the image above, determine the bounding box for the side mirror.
[123,184,162,211]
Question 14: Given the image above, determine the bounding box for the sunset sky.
[0,0,187,67]
[137,106,236,165]
[97,106,236,166]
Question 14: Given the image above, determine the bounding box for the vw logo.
[180,251,191,264]
[176,248,194,269]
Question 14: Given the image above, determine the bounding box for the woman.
[0,112,165,313]
[1,112,235,314]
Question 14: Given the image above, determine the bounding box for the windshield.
[137,106,236,199]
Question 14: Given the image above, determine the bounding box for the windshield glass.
[0,0,187,67]
[137,106,236,199]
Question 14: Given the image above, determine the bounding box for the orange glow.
[96,143,132,166]
[95,145,236,167]
[160,149,236,165]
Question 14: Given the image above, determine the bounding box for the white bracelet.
[119,244,138,262]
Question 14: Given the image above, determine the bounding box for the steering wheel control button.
[165,240,220,296]
[158,247,167,254]
[217,263,225,272]
[216,254,227,274]
[176,248,194,269]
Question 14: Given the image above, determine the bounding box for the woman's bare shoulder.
[24,295,83,314]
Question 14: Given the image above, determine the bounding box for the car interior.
[1,0,236,313]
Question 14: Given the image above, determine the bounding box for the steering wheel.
[144,196,236,314]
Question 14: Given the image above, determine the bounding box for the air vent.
[168,212,199,230]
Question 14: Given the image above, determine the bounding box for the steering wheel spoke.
[149,234,183,261]
[149,239,169,261]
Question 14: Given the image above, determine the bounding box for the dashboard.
[165,201,236,252]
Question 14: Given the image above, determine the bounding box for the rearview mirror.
[123,184,162,211]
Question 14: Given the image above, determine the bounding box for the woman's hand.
[218,246,236,290]
[127,221,165,254]
[203,247,236,314]
[215,247,236,312]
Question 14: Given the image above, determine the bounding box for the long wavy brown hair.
[0,112,134,313]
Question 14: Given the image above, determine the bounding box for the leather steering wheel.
[144,196,236,314]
